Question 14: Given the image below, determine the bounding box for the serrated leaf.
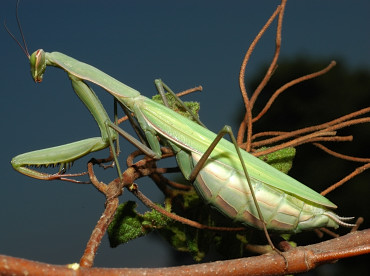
[256,146,296,174]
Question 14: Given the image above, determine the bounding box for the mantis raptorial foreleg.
[11,73,120,182]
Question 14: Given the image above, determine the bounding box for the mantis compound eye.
[30,49,46,83]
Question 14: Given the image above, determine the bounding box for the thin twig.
[253,61,337,122]
[313,143,370,163]
[321,163,370,196]
[176,85,203,98]
[80,196,119,268]
[252,107,370,146]
[252,131,336,157]
[249,0,286,109]
[237,3,283,148]
[251,110,370,148]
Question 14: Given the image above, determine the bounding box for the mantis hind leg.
[186,125,284,257]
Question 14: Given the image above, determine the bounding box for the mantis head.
[30,49,46,83]
[5,1,46,83]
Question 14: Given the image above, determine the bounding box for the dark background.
[1,0,369,273]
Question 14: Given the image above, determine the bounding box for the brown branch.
[1,229,369,275]
[249,0,285,109]
[176,85,203,98]
[251,130,288,141]
[315,228,340,238]
[314,143,370,163]
[251,135,353,157]
[252,131,337,157]
[79,196,119,267]
[126,148,191,197]
[321,163,370,196]
[252,108,370,148]
[237,3,283,148]
[149,172,191,198]
[79,155,163,267]
[252,61,337,123]
[79,162,123,268]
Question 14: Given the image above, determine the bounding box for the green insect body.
[131,95,351,233]
[11,50,353,234]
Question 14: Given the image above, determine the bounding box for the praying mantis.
[7,1,354,251]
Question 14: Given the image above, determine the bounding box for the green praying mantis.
[7,1,354,249]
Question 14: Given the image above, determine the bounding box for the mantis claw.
[49,171,90,184]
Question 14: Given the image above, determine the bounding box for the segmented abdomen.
[191,153,339,233]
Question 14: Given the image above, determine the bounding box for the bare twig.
[252,107,370,148]
[313,143,370,163]
[252,61,337,123]
[321,163,370,196]
[252,131,336,157]
[79,156,161,267]
[249,0,286,110]
[80,195,119,267]
[237,2,284,149]
[176,85,203,98]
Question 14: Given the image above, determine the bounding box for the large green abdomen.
[191,152,339,233]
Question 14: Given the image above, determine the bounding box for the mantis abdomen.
[139,98,353,233]
[192,152,347,233]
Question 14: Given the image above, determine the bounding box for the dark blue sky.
[1,0,369,269]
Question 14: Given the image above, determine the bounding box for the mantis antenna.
[4,0,30,58]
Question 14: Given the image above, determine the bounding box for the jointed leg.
[188,125,282,256]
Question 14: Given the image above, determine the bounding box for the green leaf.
[256,146,296,174]
[152,92,200,122]
[108,201,171,248]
